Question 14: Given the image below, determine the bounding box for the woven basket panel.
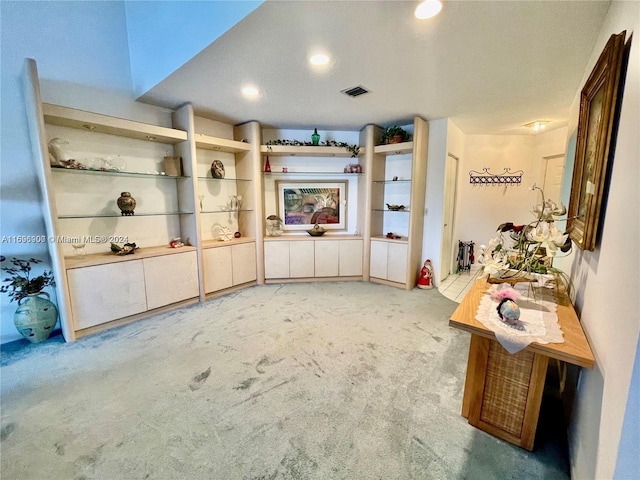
[479,341,534,437]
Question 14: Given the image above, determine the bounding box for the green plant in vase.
[1,256,58,342]
[380,125,409,145]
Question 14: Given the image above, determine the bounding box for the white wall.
[125,1,263,96]
[564,1,640,478]
[457,135,535,250]
[453,129,568,260]
[0,1,173,343]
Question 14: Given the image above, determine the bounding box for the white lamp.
[415,0,443,19]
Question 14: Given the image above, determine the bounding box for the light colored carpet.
[1,282,569,479]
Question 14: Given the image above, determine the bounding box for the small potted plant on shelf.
[0,256,58,343]
[380,125,409,145]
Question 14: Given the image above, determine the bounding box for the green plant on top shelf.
[0,257,56,303]
[380,125,410,145]
[265,139,360,158]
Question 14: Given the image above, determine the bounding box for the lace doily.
[475,284,564,354]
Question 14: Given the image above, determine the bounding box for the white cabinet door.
[339,240,363,276]
[289,241,314,278]
[231,242,257,285]
[264,241,290,279]
[387,243,408,284]
[370,240,388,279]
[203,247,233,293]
[144,251,199,310]
[67,260,147,330]
[315,240,339,277]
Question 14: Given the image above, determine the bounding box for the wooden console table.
[449,279,594,450]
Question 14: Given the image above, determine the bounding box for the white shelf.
[371,235,409,244]
[195,133,251,153]
[58,211,193,219]
[373,179,411,184]
[198,176,252,182]
[263,172,363,176]
[202,237,256,249]
[261,145,363,157]
[373,141,413,155]
[52,167,189,180]
[42,103,188,144]
[200,209,254,214]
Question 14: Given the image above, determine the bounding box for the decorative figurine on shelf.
[211,160,225,179]
[48,138,87,169]
[117,192,136,216]
[170,237,184,248]
[219,226,233,242]
[490,284,522,328]
[311,128,320,145]
[111,242,139,255]
[264,156,271,173]
[266,215,283,236]
[343,163,362,173]
[417,259,434,289]
[386,232,401,239]
[306,223,326,236]
[234,231,241,239]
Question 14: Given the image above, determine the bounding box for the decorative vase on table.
[311,128,320,145]
[13,292,58,343]
[117,192,136,216]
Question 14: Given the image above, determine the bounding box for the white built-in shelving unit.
[24,57,429,341]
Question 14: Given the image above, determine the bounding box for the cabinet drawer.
[231,242,257,285]
[203,247,233,293]
[339,239,363,276]
[314,241,339,277]
[67,261,147,330]
[264,241,290,279]
[370,241,388,279]
[143,251,199,309]
[290,241,314,278]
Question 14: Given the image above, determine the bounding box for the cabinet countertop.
[64,245,197,269]
[264,235,363,241]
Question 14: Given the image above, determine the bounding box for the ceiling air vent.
[341,85,369,97]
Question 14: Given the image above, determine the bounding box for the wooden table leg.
[461,334,486,419]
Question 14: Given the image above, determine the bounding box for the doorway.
[440,153,459,281]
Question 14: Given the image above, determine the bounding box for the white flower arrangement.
[478,185,572,287]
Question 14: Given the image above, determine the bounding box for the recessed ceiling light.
[415,0,442,19]
[309,54,330,66]
[241,86,259,98]
[524,120,551,133]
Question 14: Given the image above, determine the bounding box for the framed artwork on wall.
[276,180,347,231]
[567,31,627,251]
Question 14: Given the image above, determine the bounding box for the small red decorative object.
[264,156,271,173]
[234,232,241,238]
[417,259,434,289]
[169,237,184,248]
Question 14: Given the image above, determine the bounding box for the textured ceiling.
[139,0,610,134]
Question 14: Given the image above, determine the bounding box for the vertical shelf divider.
[172,104,205,301]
